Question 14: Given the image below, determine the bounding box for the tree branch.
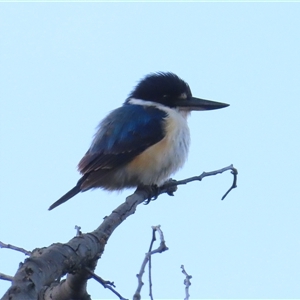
[158,164,237,201]
[181,265,192,300]
[1,165,237,299]
[133,225,168,300]
[1,190,151,300]
[86,268,127,300]
[0,241,31,256]
[0,273,13,282]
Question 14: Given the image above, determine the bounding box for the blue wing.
[78,104,167,174]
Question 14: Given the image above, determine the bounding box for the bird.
[49,72,229,210]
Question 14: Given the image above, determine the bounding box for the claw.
[144,184,159,205]
[135,184,159,205]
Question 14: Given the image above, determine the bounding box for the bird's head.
[126,72,229,111]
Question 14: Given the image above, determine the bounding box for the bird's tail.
[48,176,87,210]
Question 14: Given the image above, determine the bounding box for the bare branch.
[221,166,238,200]
[0,241,31,256]
[2,191,150,300]
[86,268,127,300]
[2,165,236,299]
[181,265,192,300]
[74,225,82,236]
[43,268,92,300]
[0,272,13,282]
[148,229,156,300]
[159,164,237,201]
[133,225,168,300]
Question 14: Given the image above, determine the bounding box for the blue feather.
[78,104,167,173]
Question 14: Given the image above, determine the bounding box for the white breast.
[125,99,191,186]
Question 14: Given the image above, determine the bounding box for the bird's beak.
[174,97,229,111]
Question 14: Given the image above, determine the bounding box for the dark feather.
[78,104,167,174]
[48,175,88,210]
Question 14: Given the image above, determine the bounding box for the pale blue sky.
[1,2,300,299]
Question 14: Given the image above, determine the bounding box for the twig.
[221,166,238,200]
[75,225,82,236]
[2,191,156,299]
[148,228,156,300]
[2,165,236,299]
[0,272,13,282]
[0,241,31,256]
[160,164,238,201]
[181,265,192,300]
[133,225,168,300]
[86,268,127,300]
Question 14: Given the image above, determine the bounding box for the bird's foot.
[161,178,177,196]
[136,184,159,205]
[136,179,177,205]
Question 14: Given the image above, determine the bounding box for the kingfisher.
[49,72,229,210]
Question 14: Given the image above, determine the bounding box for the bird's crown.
[127,72,192,107]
